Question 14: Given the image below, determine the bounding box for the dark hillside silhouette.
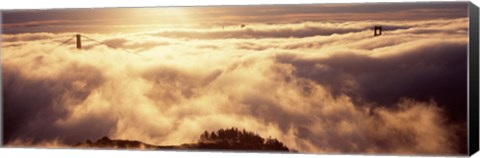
[75,127,294,152]
[74,136,174,149]
[192,127,291,151]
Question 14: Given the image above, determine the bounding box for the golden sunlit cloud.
[1,2,469,155]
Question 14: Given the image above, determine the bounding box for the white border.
[0,0,472,10]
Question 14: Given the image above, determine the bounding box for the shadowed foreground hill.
[75,127,295,152]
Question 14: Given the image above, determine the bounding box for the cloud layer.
[1,17,468,155]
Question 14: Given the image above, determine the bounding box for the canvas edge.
[0,1,476,156]
[469,1,480,156]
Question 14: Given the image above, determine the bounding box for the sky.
[1,1,470,155]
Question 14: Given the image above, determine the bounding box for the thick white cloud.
[1,17,468,155]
